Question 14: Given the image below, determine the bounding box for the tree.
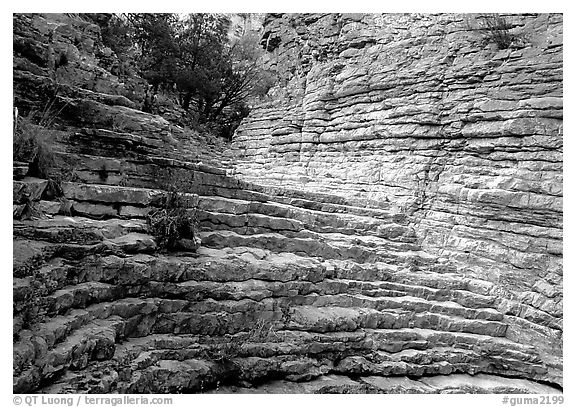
[128,13,180,90]
[91,13,275,138]
[210,32,274,121]
[173,14,231,113]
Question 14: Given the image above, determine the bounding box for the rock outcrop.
[13,13,562,394]
[231,12,563,388]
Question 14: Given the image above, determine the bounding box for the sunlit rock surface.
[13,13,562,394]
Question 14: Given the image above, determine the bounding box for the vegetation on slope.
[95,13,275,139]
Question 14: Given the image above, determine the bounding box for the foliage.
[92,13,275,138]
[98,14,136,78]
[207,318,281,363]
[199,31,276,139]
[13,116,70,221]
[128,13,181,89]
[474,14,518,50]
[13,116,56,179]
[99,14,133,58]
[172,14,231,111]
[147,171,198,251]
[14,72,73,176]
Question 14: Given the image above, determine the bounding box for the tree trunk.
[182,91,193,111]
[211,100,228,121]
[201,99,214,122]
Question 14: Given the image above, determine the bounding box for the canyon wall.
[231,11,563,383]
[13,13,562,394]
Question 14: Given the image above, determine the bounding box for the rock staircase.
[12,12,561,393]
[13,167,562,393]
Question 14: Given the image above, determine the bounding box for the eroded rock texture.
[13,13,562,394]
[231,12,563,389]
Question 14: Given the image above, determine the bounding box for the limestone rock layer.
[231,12,563,387]
[13,13,562,394]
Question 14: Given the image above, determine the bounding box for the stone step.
[18,286,556,368]
[198,193,401,222]
[317,278,498,309]
[15,243,551,325]
[13,317,124,393]
[60,182,197,220]
[26,180,404,240]
[13,242,557,372]
[36,326,547,394]
[14,161,29,180]
[13,216,148,244]
[13,248,496,311]
[111,325,540,362]
[14,250,331,299]
[13,298,165,366]
[52,159,399,221]
[199,230,423,264]
[208,373,561,394]
[226,352,499,385]
[13,233,157,277]
[60,150,395,214]
[46,282,121,316]
[229,173,396,213]
[197,207,415,242]
[266,327,539,357]
[133,312,547,377]
[198,210,304,234]
[53,149,246,197]
[244,181,394,212]
[18,275,556,361]
[12,296,509,370]
[285,305,508,337]
[311,293,503,321]
[142,279,502,322]
[415,373,561,394]
[333,347,546,379]
[58,125,401,212]
[57,181,400,237]
[25,315,549,394]
[13,239,111,278]
[13,178,50,204]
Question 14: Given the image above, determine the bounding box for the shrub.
[98,163,109,182]
[14,82,70,179]
[147,171,199,251]
[13,115,77,222]
[96,13,276,139]
[13,116,56,179]
[206,318,281,363]
[474,14,518,50]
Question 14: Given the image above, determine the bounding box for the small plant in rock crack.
[147,173,199,251]
[13,116,57,179]
[14,97,77,208]
[206,318,282,363]
[98,163,109,182]
[246,318,282,342]
[469,14,523,50]
[208,341,242,363]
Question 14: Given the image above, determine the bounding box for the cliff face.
[13,13,562,394]
[232,11,563,383]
